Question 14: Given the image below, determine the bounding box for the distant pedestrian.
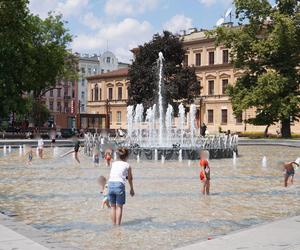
[200,123,207,137]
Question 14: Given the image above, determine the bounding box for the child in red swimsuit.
[104,149,112,167]
[199,150,210,195]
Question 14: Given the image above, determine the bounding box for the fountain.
[262,156,267,168]
[84,52,238,160]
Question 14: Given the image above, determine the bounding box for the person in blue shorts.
[107,147,134,225]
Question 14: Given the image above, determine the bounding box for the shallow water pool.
[0,145,299,250]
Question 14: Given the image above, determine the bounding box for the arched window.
[91,89,94,101]
[94,84,98,101]
[99,88,102,101]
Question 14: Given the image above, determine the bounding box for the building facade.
[78,52,129,114]
[85,68,129,129]
[182,30,300,134]
[78,54,101,114]
[41,79,78,128]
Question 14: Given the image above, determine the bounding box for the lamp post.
[105,99,111,130]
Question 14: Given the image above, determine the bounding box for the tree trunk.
[264,124,270,138]
[281,119,291,138]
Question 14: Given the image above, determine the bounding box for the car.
[60,128,75,138]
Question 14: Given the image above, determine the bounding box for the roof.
[87,67,129,80]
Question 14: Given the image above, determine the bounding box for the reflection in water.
[0,145,299,250]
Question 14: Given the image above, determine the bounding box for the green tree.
[0,0,77,120]
[128,31,200,113]
[211,0,300,137]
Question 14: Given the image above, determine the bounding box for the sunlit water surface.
[0,146,299,250]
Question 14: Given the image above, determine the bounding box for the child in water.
[98,176,110,209]
[26,147,33,165]
[60,138,80,163]
[282,161,299,187]
[104,149,112,167]
[199,150,210,195]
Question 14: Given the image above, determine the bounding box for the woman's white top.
[38,139,44,148]
[109,160,130,184]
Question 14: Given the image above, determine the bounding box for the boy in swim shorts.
[282,161,299,187]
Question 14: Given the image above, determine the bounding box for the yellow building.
[183,30,300,134]
[86,68,128,129]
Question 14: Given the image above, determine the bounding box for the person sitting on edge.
[108,147,134,225]
[282,161,299,187]
[199,150,210,195]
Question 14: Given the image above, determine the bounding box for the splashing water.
[262,156,267,168]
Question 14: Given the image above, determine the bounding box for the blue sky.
[28,0,268,62]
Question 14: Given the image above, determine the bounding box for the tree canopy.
[0,0,77,121]
[211,0,300,137]
[128,31,200,113]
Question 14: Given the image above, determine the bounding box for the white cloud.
[163,15,193,34]
[198,0,231,7]
[29,0,89,18]
[29,0,60,18]
[56,0,89,17]
[72,18,153,63]
[104,0,160,17]
[81,12,103,30]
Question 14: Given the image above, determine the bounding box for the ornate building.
[85,68,129,129]
[182,30,300,134]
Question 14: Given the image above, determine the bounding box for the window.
[236,113,243,124]
[222,79,229,95]
[108,88,113,100]
[99,88,102,100]
[184,54,188,67]
[208,51,215,65]
[118,87,122,100]
[72,89,75,98]
[50,90,53,97]
[101,69,104,74]
[93,68,97,75]
[208,110,214,124]
[109,112,112,125]
[208,80,214,95]
[91,89,94,101]
[81,79,85,86]
[57,88,61,97]
[49,101,53,111]
[81,67,85,74]
[223,50,229,64]
[81,104,85,112]
[81,91,85,99]
[195,53,201,66]
[94,84,98,101]
[106,57,111,63]
[117,111,121,124]
[64,102,68,113]
[221,109,228,124]
[64,87,68,96]
[88,68,91,75]
[57,101,61,112]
